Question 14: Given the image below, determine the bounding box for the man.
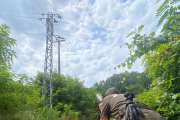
[99,87,165,120]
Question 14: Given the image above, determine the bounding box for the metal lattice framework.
[42,12,54,108]
[41,12,65,109]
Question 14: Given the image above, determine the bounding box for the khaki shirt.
[100,94,127,119]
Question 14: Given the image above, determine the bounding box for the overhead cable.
[14,0,45,34]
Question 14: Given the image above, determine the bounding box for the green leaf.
[127,44,132,49]
[168,80,172,89]
[123,77,126,81]
[114,67,116,70]
[150,28,154,33]
[127,63,133,69]
[169,6,174,16]
[124,70,128,76]
[158,9,169,26]
[117,65,121,68]
[125,43,129,46]
[119,45,122,48]
[155,0,161,4]
[156,0,169,17]
[172,0,180,4]
[138,25,144,33]
[150,31,155,36]
[177,93,180,97]
[172,94,177,99]
[126,31,136,38]
[178,5,180,10]
[121,63,126,67]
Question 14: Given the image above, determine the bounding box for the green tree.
[0,24,17,118]
[0,24,16,70]
[35,71,99,120]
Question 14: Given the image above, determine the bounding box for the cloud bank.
[0,0,163,87]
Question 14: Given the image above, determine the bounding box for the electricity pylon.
[40,12,65,109]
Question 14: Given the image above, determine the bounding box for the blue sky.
[0,0,163,87]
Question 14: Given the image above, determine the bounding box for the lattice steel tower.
[41,12,65,108]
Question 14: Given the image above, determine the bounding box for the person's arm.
[100,99,110,120]
[100,116,108,120]
[99,103,108,120]
[99,103,102,111]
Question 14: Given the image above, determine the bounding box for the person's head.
[104,87,120,98]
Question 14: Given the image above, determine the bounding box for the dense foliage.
[35,71,99,120]
[0,24,16,70]
[93,71,152,95]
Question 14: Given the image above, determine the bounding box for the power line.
[24,0,42,18]
[12,31,45,35]
[1,7,129,37]
[34,0,45,13]
[2,5,125,46]
[0,12,129,34]
[0,6,131,33]
[0,9,130,33]
[0,9,43,14]
[0,14,39,19]
[14,0,45,34]
[0,10,129,33]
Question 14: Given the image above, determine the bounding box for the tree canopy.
[93,71,152,95]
